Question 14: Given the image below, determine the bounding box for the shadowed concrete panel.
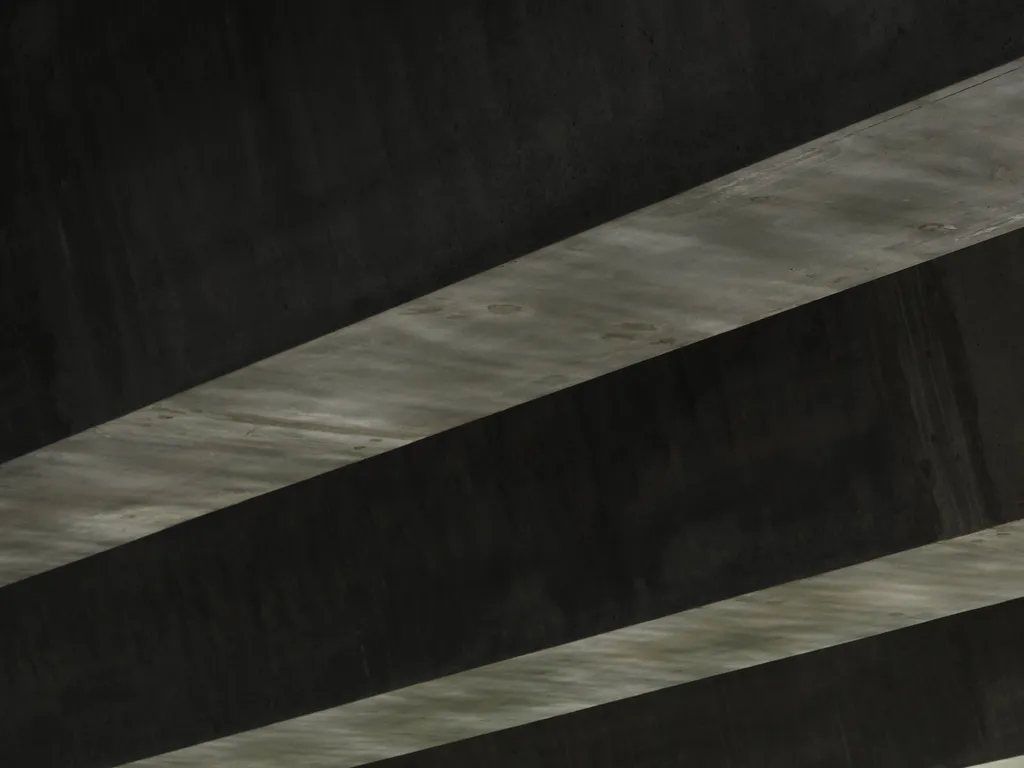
[4,58,1024,585]
[368,596,1024,768]
[3,0,1024,461]
[3,230,1024,767]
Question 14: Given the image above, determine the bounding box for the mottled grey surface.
[2,60,1024,585]
[129,520,1024,767]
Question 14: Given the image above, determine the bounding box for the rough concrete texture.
[3,0,1024,462]
[3,230,1024,766]
[5,59,1024,585]
[369,596,1024,768]
[134,520,1024,767]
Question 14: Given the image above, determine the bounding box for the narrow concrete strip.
[3,60,1024,585]
[129,518,1024,768]
[336,595,1024,767]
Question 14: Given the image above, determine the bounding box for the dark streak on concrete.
[2,230,1024,767]
[3,0,1024,460]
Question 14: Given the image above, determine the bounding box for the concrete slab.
[4,60,1024,585]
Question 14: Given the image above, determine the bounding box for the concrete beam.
[132,519,1024,767]
[5,57,1024,584]
[344,595,1024,768]
[3,230,1024,766]
[5,0,1024,462]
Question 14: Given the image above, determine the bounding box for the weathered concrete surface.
[4,58,1024,585]
[368,596,1024,768]
[2,0,1024,459]
[133,520,1024,768]
[3,232,1024,767]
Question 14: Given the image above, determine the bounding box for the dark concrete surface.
[3,229,1024,767]
[3,0,1024,461]
[377,596,1024,768]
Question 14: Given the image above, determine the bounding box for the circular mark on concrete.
[401,304,444,316]
[353,445,365,451]
[918,222,958,232]
[650,337,676,346]
[488,303,522,315]
[750,195,773,203]
[616,321,656,332]
[601,331,635,342]
[370,437,383,443]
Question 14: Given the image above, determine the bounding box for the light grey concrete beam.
[129,518,1024,768]
[4,60,1024,585]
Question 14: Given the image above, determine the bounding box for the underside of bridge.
[4,1,1024,766]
